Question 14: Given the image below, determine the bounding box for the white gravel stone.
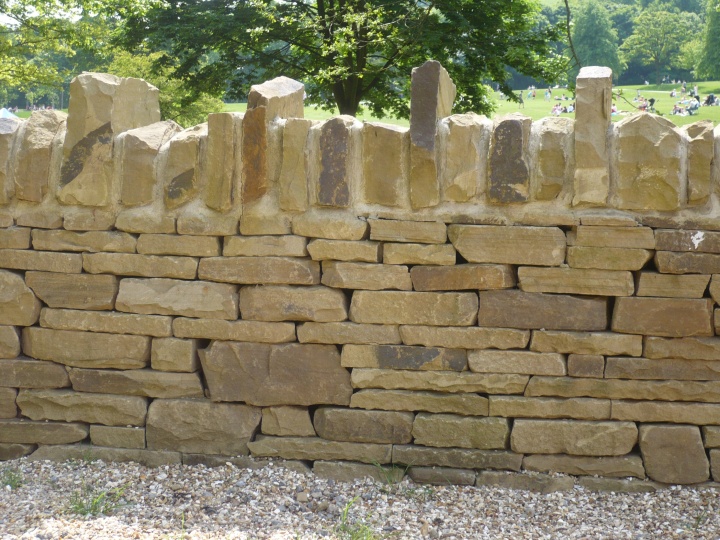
[0,457,718,539]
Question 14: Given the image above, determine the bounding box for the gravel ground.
[0,458,719,539]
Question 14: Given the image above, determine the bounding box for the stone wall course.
[26,271,118,311]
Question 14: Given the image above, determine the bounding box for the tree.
[698,1,720,79]
[621,6,695,84]
[119,0,567,118]
[570,0,625,80]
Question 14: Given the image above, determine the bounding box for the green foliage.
[66,482,126,516]
[698,1,720,79]
[1,468,23,490]
[570,0,625,80]
[118,0,567,118]
[107,50,224,127]
[334,497,382,540]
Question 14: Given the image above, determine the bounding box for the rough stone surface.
[115,211,175,234]
[17,389,148,426]
[199,341,352,406]
[655,229,720,253]
[249,435,392,464]
[532,116,574,201]
[0,250,82,273]
[412,413,509,450]
[240,285,347,322]
[0,357,69,388]
[0,327,19,359]
[639,424,709,484]
[341,344,467,371]
[248,76,304,119]
[151,337,199,372]
[0,443,36,461]
[612,297,714,337]
[297,322,401,345]
[518,267,634,296]
[399,326,529,350]
[350,389,488,416]
[0,270,40,326]
[292,211,368,241]
[704,426,720,447]
[611,400,720,424]
[177,212,238,236]
[440,113,491,202]
[314,461,404,484]
[116,278,238,320]
[478,290,607,331]
[410,466,477,486]
[173,318,295,344]
[350,291,477,326]
[26,271,118,310]
[137,235,220,257]
[199,256,319,286]
[261,406,315,437]
[369,220,446,244]
[0,228,30,249]
[488,114,531,203]
[570,226,655,249]
[22,327,150,369]
[40,308,172,337]
[511,419,638,456]
[605,356,720,380]
[656,251,720,274]
[146,399,261,456]
[314,407,414,444]
[522,454,645,478]
[0,419,87,444]
[683,120,714,205]
[223,236,307,258]
[32,230,136,253]
[279,118,313,212]
[161,123,206,209]
[567,354,605,378]
[530,331,642,356]
[392,445,522,471]
[322,261,411,291]
[307,240,380,262]
[1,388,19,418]
[63,210,115,231]
[567,247,652,271]
[83,253,197,280]
[448,225,565,266]
[90,426,145,449]
[645,336,720,361]
[316,116,358,207]
[204,112,242,211]
[68,368,204,398]
[0,117,22,204]
[636,273,710,298]
[490,396,610,420]
[363,124,408,207]
[469,350,566,376]
[382,243,456,266]
[411,264,515,291]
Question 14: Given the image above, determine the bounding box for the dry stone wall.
[1,65,720,487]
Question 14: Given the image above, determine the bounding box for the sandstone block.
[392,445,522,471]
[224,235,307,258]
[399,325,529,350]
[636,272,709,298]
[63,209,115,231]
[0,270,40,326]
[69,368,204,398]
[176,212,238,236]
[532,116,574,201]
[307,239,380,263]
[655,229,720,253]
[567,246,652,271]
[511,419,637,456]
[322,261,411,291]
[137,234,220,257]
[645,336,720,361]
[489,396,610,421]
[409,60,455,209]
[314,407,413,444]
[530,331,642,357]
[292,211,368,240]
[605,357,720,381]
[0,250,82,273]
[119,121,181,206]
[683,121,714,205]
[248,76,304,119]
[28,445,180,467]
[410,466,477,486]
[710,275,720,304]
[90,426,145,449]
[440,113,492,202]
[147,399,261,456]
[0,228,30,249]
[204,112,241,211]
[468,350,566,376]
[612,297,713,337]
[412,413,509,450]
[351,368,528,395]
[249,435,392,464]
[161,123,206,209]
[570,226,655,249]
[315,116,359,207]
[0,358,69,388]
[173,318,295,344]
[314,461,404,484]
[369,219,446,244]
[448,225,565,266]
[568,354,605,378]
[341,344,466,371]
[31,230,136,253]
[522,454,645,478]
[240,285,347,322]
[639,424,709,484]
[488,113,531,203]
[611,400,720,425]
[241,105,270,203]
[13,110,66,202]
[363,124,408,206]
[704,426,720,447]
[297,322,401,345]
[40,308,172,337]
[199,341,352,406]
[712,449,720,481]
[240,214,292,236]
[83,253,197,279]
[116,278,238,319]
[350,389,488,416]
[262,406,315,437]
[478,290,607,331]
[115,210,175,234]
[0,117,22,204]
[655,251,720,274]
[22,327,150,369]
[518,267,634,296]
[0,388,17,418]
[17,389,147,426]
[382,243,456,265]
[410,264,514,291]
[0,419,88,444]
[350,291,477,326]
[279,118,312,212]
[15,211,62,230]
[0,327,19,358]
[26,271,118,311]
[0,444,35,461]
[151,338,198,372]
[199,256,319,285]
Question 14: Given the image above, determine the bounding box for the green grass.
[66,483,126,516]
[334,497,385,540]
[1,468,23,490]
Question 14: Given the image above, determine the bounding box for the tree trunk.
[333,81,360,116]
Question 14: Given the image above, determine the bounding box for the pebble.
[0,458,718,539]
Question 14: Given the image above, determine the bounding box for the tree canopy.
[119,0,566,118]
[570,0,624,81]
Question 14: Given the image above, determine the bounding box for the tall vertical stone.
[439,114,491,203]
[118,121,181,207]
[363,122,409,207]
[316,116,359,208]
[205,112,243,212]
[247,76,305,120]
[409,60,456,209]
[161,123,207,210]
[573,66,612,207]
[13,110,67,202]
[611,114,682,211]
[531,116,574,201]
[0,118,22,204]
[279,118,313,212]
[59,73,160,206]
[242,106,268,204]
[488,113,531,203]
[682,120,713,206]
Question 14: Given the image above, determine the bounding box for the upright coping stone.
[409,60,456,209]
[573,66,612,207]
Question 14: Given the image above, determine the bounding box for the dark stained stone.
[242,105,268,203]
[317,117,351,207]
[166,169,196,202]
[488,116,530,203]
[341,344,467,371]
[60,122,112,187]
[655,251,720,274]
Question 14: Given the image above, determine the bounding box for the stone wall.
[1,65,720,487]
